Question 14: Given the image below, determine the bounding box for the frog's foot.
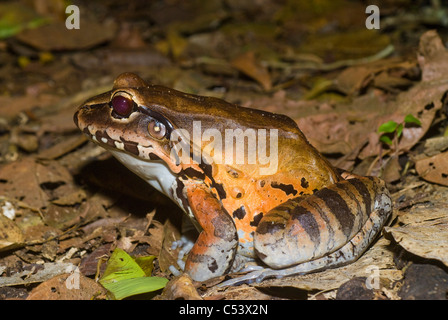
[169,235,195,276]
[219,199,392,287]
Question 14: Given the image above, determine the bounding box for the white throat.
[109,150,177,201]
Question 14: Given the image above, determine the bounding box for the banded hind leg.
[182,181,238,282]
[219,176,392,286]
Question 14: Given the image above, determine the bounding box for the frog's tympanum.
[74,73,392,285]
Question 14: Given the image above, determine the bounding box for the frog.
[74,72,392,285]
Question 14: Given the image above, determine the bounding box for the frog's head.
[74,73,300,176]
[74,73,195,175]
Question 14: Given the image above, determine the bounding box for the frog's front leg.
[181,180,238,281]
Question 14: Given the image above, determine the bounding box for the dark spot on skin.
[232,206,246,220]
[198,162,227,200]
[213,183,227,200]
[250,212,264,227]
[259,180,265,188]
[95,130,116,148]
[182,167,205,180]
[199,162,213,178]
[301,177,309,189]
[208,258,218,273]
[226,167,240,178]
[270,182,298,196]
[174,178,189,212]
[148,153,161,160]
[120,137,139,155]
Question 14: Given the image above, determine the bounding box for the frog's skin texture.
[74,73,392,283]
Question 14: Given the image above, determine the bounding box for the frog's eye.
[111,94,134,117]
[148,119,166,139]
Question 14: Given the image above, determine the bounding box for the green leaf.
[99,249,167,299]
[135,256,156,276]
[404,114,422,126]
[379,135,393,145]
[103,277,168,300]
[378,120,398,133]
[396,123,403,138]
[100,249,146,284]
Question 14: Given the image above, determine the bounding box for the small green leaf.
[135,256,156,276]
[404,114,421,126]
[379,135,393,145]
[99,249,167,299]
[99,249,146,284]
[396,123,403,138]
[378,121,398,133]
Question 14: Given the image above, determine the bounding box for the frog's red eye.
[111,95,134,117]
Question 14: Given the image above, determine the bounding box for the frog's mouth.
[86,126,163,162]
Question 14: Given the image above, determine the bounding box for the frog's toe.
[169,235,195,275]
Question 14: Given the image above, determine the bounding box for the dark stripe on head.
[120,137,139,155]
[291,205,320,246]
[315,187,354,238]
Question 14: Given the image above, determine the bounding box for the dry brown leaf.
[417,30,448,82]
[0,157,47,209]
[0,214,25,252]
[0,262,76,287]
[17,20,117,51]
[384,201,448,267]
[158,218,181,274]
[26,273,106,300]
[37,135,87,160]
[381,156,402,183]
[231,51,272,91]
[414,151,448,186]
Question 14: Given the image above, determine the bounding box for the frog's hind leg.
[219,177,392,287]
[221,199,390,286]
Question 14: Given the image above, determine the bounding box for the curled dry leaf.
[231,51,272,91]
[384,201,448,267]
[414,150,448,186]
[0,213,24,251]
